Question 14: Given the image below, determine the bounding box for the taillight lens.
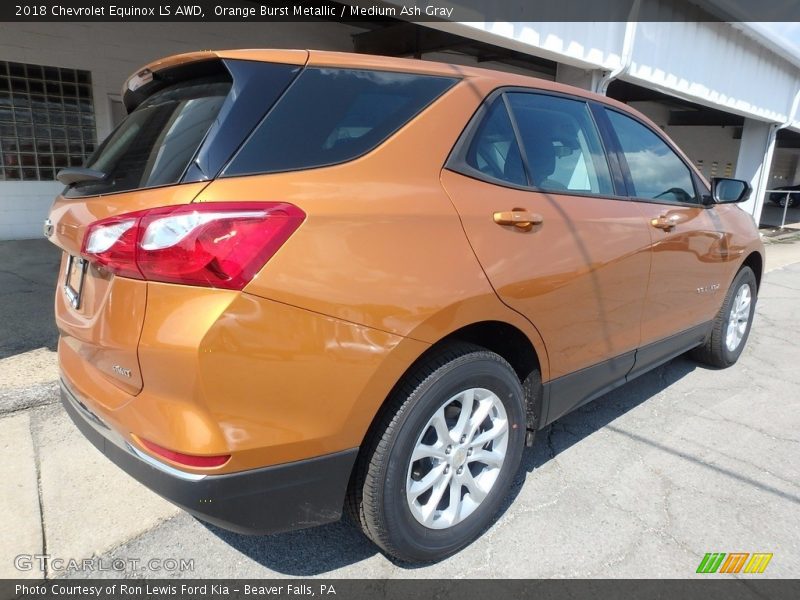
[84,216,142,279]
[139,438,230,468]
[81,202,305,290]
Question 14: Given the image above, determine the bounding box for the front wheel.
[347,344,527,562]
[691,266,757,368]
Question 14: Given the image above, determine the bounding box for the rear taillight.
[81,202,305,290]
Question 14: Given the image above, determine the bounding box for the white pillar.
[555,64,605,93]
[735,119,779,224]
[791,153,800,186]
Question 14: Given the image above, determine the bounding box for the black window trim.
[183,59,303,184]
[501,92,533,187]
[445,86,631,202]
[596,104,709,209]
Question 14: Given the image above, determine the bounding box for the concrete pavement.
[1,238,798,579]
[0,240,180,580]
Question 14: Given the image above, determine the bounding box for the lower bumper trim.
[61,381,358,535]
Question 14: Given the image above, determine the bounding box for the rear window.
[65,76,231,197]
[223,68,457,176]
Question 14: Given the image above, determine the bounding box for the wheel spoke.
[420,470,452,525]
[461,469,487,503]
[450,389,475,441]
[470,418,508,448]
[469,448,504,468]
[440,477,464,526]
[411,442,447,463]
[738,296,748,315]
[429,407,451,445]
[465,398,494,441]
[408,463,446,502]
[738,298,750,319]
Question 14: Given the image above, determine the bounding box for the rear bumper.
[61,379,358,535]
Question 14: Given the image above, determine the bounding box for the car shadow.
[201,356,699,575]
[506,356,698,497]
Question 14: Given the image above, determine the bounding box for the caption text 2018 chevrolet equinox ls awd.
[47,49,764,562]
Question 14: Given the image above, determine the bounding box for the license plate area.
[64,254,88,309]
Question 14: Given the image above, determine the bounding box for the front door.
[601,108,730,345]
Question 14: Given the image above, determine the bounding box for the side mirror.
[711,177,751,204]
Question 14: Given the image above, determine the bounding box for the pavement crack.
[688,410,800,445]
[0,269,53,288]
[29,412,49,580]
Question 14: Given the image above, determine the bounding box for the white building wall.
[628,20,799,123]
[735,119,778,218]
[420,50,554,79]
[442,21,627,72]
[0,181,62,240]
[445,18,800,125]
[0,22,359,239]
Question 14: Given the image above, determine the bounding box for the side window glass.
[506,93,614,195]
[605,109,697,204]
[225,68,456,176]
[464,98,526,187]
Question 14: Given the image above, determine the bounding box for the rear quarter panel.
[196,74,551,379]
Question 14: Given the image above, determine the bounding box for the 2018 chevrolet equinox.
[47,49,764,562]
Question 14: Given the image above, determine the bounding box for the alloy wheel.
[406,388,509,529]
[725,283,752,352]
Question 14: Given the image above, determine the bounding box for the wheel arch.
[352,319,547,458]
[741,250,763,291]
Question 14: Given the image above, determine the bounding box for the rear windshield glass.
[224,68,458,176]
[65,76,231,197]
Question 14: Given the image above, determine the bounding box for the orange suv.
[48,50,764,562]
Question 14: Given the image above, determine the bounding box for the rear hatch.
[48,51,306,399]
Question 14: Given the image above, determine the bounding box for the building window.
[0,61,96,182]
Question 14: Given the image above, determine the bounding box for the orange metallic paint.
[49,50,763,477]
[639,203,746,344]
[51,183,210,398]
[440,171,654,379]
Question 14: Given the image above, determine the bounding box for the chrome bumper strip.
[60,379,207,482]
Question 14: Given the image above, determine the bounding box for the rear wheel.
[691,266,757,368]
[347,344,526,562]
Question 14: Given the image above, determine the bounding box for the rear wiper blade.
[56,168,106,185]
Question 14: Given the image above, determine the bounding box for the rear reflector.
[139,438,230,468]
[81,202,305,290]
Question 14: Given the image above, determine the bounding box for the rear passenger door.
[600,107,730,350]
[441,90,653,417]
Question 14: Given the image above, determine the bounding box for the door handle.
[493,209,543,231]
[650,213,681,231]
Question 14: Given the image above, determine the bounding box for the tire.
[691,266,757,368]
[346,343,527,563]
